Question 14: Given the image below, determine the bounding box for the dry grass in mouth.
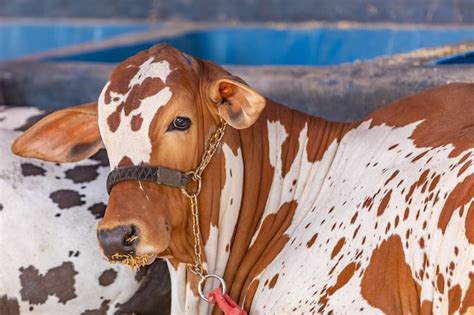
[109,253,155,270]
[125,234,139,243]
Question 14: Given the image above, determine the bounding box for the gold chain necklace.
[181,121,228,301]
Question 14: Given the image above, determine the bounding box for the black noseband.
[106,166,190,194]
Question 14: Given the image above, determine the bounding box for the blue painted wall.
[0,23,159,61]
[47,27,474,66]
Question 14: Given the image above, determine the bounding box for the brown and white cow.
[13,44,474,314]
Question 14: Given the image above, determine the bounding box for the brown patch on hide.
[438,173,474,234]
[117,156,133,167]
[429,174,441,192]
[306,233,318,248]
[306,116,352,164]
[437,273,445,294]
[385,170,400,186]
[458,160,471,176]
[420,300,433,315]
[331,238,346,258]
[461,273,474,314]
[243,279,259,312]
[318,262,356,312]
[131,114,144,131]
[107,108,121,133]
[361,235,420,315]
[465,202,474,244]
[377,190,392,216]
[448,285,461,315]
[268,274,279,289]
[279,110,305,177]
[234,201,297,309]
[124,78,166,116]
[405,170,430,203]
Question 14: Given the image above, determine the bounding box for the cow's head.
[12,44,265,267]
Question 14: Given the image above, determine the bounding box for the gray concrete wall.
[1,0,474,24]
[2,58,474,122]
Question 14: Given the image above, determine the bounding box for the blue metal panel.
[0,23,160,61]
[435,51,474,64]
[45,27,474,66]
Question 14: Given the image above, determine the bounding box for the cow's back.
[251,84,474,314]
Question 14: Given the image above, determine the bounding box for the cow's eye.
[167,116,191,131]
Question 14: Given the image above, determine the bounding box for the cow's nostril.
[123,225,139,247]
[97,225,140,257]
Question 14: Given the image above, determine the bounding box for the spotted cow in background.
[12,45,474,314]
[0,106,170,314]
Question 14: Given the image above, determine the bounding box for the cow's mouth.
[109,253,157,270]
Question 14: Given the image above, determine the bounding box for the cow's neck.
[167,99,351,314]
[222,99,351,310]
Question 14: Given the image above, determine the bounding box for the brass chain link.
[188,194,204,276]
[182,121,227,278]
[193,121,228,181]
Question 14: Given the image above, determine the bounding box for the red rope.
[208,288,248,315]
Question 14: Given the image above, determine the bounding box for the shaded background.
[2,0,474,24]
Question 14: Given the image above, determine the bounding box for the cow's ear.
[209,76,266,129]
[12,102,102,163]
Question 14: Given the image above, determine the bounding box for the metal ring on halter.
[181,172,202,198]
[198,274,227,302]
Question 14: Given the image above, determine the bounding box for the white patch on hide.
[98,59,173,168]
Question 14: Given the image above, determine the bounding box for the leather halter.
[107,165,189,194]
